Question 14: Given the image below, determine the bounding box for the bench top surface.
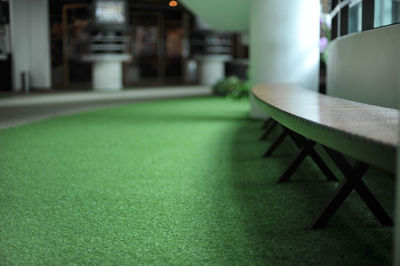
[253,84,399,148]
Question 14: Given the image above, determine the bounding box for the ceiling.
[48,0,331,32]
[179,0,249,32]
[180,0,330,32]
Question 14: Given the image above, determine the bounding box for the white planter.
[196,55,231,85]
[82,54,131,91]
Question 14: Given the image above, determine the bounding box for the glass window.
[374,0,400,27]
[392,1,400,24]
[349,1,362,33]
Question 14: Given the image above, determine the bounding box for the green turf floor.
[0,97,395,265]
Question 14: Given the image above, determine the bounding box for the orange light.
[169,0,178,7]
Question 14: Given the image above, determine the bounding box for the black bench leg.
[353,177,393,226]
[263,130,287,157]
[277,130,338,182]
[261,118,273,129]
[307,149,338,182]
[325,148,393,226]
[310,147,393,229]
[277,141,312,183]
[354,180,393,226]
[287,130,337,182]
[310,162,367,229]
[259,120,277,141]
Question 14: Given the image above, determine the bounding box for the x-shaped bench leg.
[286,131,337,182]
[259,120,278,141]
[270,128,337,183]
[261,118,273,129]
[277,138,316,182]
[263,129,287,157]
[310,147,393,229]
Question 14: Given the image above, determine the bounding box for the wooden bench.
[252,83,399,229]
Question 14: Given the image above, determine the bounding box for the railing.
[330,0,400,41]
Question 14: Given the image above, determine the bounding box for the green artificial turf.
[0,97,394,265]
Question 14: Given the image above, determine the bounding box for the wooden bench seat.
[252,83,399,229]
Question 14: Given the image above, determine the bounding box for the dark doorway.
[124,8,189,86]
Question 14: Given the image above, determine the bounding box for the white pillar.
[9,0,51,91]
[394,58,400,266]
[9,0,29,91]
[249,0,320,118]
[396,127,400,265]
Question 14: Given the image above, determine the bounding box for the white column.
[28,0,51,89]
[9,0,29,91]
[394,56,400,266]
[249,0,320,118]
[9,0,51,91]
[396,128,400,265]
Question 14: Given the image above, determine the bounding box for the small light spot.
[169,0,178,7]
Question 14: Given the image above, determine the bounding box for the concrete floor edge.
[0,86,213,130]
